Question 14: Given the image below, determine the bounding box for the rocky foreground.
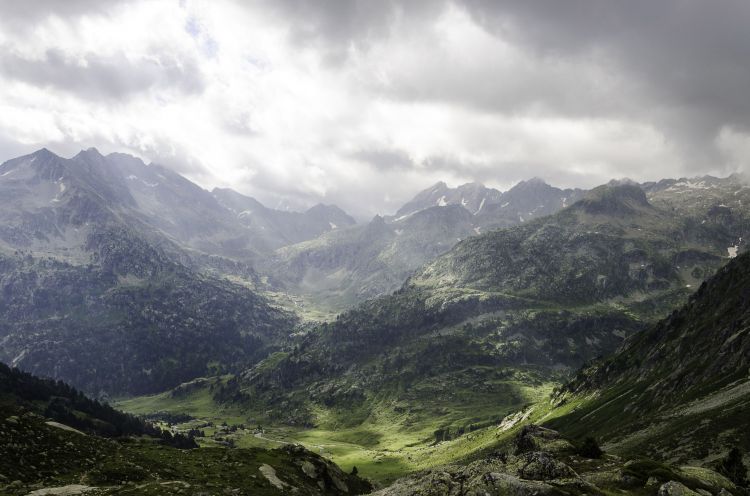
[374,425,743,496]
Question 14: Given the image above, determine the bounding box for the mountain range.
[0,147,596,396]
[270,177,586,311]
[235,181,749,432]
[2,147,750,493]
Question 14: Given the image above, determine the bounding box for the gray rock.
[517,452,577,481]
[658,481,702,496]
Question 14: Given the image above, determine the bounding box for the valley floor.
[115,380,557,486]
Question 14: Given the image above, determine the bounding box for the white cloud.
[0,0,746,218]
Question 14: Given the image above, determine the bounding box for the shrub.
[578,436,603,459]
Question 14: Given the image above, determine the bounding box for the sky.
[1,1,749,219]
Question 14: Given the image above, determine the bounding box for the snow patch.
[475,197,486,214]
[329,222,338,229]
[666,179,713,191]
[11,349,27,366]
[473,226,481,235]
[436,195,447,206]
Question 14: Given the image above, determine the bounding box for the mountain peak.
[607,177,637,187]
[456,181,485,189]
[396,180,502,217]
[576,183,650,216]
[29,147,59,160]
[512,177,549,190]
[74,147,104,160]
[525,176,548,185]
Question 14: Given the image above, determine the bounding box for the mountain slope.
[0,148,355,265]
[236,183,746,440]
[376,424,744,496]
[271,205,477,310]
[547,250,750,465]
[213,187,355,250]
[0,364,372,496]
[0,148,301,395]
[0,250,294,395]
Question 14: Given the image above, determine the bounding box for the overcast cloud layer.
[1,0,749,218]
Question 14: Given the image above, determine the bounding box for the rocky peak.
[575,183,651,216]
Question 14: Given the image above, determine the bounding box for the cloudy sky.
[1,1,749,218]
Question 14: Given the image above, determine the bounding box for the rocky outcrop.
[374,426,740,496]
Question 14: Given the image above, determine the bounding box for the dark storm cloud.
[264,0,750,124]
[0,48,206,101]
[250,0,447,63]
[460,1,750,141]
[257,0,750,170]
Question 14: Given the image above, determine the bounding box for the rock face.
[659,481,704,496]
[517,451,577,481]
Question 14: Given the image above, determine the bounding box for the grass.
[115,378,557,486]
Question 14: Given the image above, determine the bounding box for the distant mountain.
[269,178,585,311]
[270,205,477,310]
[213,187,355,249]
[393,178,584,222]
[548,249,750,464]
[0,148,314,395]
[475,177,585,228]
[394,181,503,217]
[0,148,356,264]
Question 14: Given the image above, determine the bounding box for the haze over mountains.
[2,147,750,495]
[2,147,750,395]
